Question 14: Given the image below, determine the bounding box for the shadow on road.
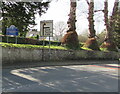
[2,64,119,92]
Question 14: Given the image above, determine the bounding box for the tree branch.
[94,10,104,13]
[86,0,90,5]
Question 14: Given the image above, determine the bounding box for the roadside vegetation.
[1,1,119,52]
[0,42,67,50]
[0,42,111,52]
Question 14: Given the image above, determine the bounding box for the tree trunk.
[104,0,119,42]
[84,0,100,50]
[101,0,119,51]
[67,0,77,32]
[104,0,111,41]
[88,0,95,38]
[61,0,79,49]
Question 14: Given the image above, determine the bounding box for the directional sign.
[40,20,53,37]
[6,25,19,36]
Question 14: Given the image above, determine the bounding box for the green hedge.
[1,36,61,46]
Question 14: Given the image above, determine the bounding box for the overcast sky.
[34,0,116,35]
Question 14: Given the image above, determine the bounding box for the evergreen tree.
[114,2,120,48]
[1,1,50,37]
[101,0,119,51]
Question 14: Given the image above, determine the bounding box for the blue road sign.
[6,25,19,36]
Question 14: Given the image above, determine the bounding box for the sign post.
[40,20,53,61]
[42,23,46,61]
[15,36,17,44]
[6,25,19,44]
[7,36,8,43]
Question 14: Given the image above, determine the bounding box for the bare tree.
[53,21,67,41]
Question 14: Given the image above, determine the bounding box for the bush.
[100,41,118,52]
[61,31,80,50]
[84,38,100,51]
[1,36,61,46]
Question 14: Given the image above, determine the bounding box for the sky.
[34,0,117,35]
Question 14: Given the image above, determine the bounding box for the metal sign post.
[7,36,8,43]
[42,23,46,61]
[15,36,17,44]
[49,35,51,60]
[40,20,53,61]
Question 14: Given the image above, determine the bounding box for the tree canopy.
[1,1,50,37]
[114,6,120,48]
[114,6,120,34]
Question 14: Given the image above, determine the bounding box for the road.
[2,61,120,92]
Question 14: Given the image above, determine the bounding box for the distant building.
[26,29,39,37]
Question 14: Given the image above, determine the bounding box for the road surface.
[2,61,120,92]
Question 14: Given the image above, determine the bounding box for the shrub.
[84,38,100,51]
[100,42,118,52]
[1,36,61,46]
[61,31,80,50]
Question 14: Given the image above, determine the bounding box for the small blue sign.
[6,25,19,36]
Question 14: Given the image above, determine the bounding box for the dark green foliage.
[101,0,120,51]
[113,8,120,49]
[100,41,118,51]
[97,31,106,45]
[36,35,39,40]
[1,36,61,46]
[1,2,50,37]
[98,31,120,50]
[113,32,120,49]
[114,12,120,34]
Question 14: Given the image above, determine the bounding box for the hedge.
[1,36,61,46]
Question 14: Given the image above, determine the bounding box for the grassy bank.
[0,42,113,52]
[0,42,67,50]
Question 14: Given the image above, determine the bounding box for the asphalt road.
[2,61,120,92]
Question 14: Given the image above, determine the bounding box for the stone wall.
[2,47,120,64]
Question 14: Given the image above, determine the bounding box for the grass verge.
[0,42,67,50]
[0,42,113,52]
